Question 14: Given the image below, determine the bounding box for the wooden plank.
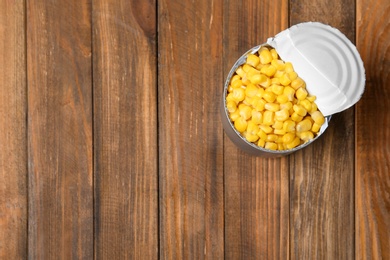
[27,1,93,258]
[356,0,390,258]
[158,0,224,258]
[222,1,289,259]
[289,0,356,259]
[0,1,27,259]
[93,0,158,258]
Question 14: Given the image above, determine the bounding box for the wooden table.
[1,0,389,259]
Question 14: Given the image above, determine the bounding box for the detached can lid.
[267,22,365,116]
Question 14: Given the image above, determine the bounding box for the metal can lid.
[267,22,365,116]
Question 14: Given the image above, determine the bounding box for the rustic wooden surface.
[0,0,389,259]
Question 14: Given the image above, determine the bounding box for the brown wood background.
[0,0,389,259]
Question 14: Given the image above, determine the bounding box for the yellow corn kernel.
[273,120,284,130]
[274,129,286,136]
[231,79,243,89]
[291,112,303,122]
[300,131,314,142]
[235,66,245,77]
[271,77,280,85]
[276,94,289,104]
[263,110,274,125]
[271,59,285,70]
[232,88,245,102]
[259,77,272,88]
[265,142,278,150]
[259,49,273,64]
[274,70,284,78]
[257,129,268,141]
[265,103,280,112]
[245,83,259,98]
[263,91,276,103]
[280,101,293,111]
[296,118,312,132]
[275,108,290,122]
[291,77,304,90]
[286,137,301,149]
[255,87,265,98]
[247,121,259,134]
[243,96,253,106]
[279,73,291,86]
[311,123,321,133]
[309,102,318,114]
[243,64,253,72]
[251,110,263,125]
[226,92,235,103]
[226,101,237,113]
[283,86,295,101]
[283,133,296,144]
[288,71,298,81]
[259,125,273,134]
[255,63,265,70]
[261,65,277,77]
[245,133,259,143]
[238,104,252,120]
[311,111,325,126]
[252,97,265,111]
[307,95,316,102]
[283,120,296,132]
[271,84,284,95]
[228,85,234,93]
[229,110,240,122]
[257,138,265,148]
[231,74,241,83]
[285,62,294,73]
[270,48,279,59]
[278,143,285,150]
[296,87,308,100]
[234,117,247,133]
[266,134,278,142]
[248,73,266,85]
[246,54,260,67]
[293,104,307,117]
[300,99,312,112]
[241,75,250,85]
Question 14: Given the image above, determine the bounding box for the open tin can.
[221,22,365,157]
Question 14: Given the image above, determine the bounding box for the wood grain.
[356,0,390,258]
[0,1,27,259]
[158,0,224,258]
[93,0,158,258]
[289,0,356,259]
[222,1,289,259]
[27,1,93,258]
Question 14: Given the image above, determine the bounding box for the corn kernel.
[311,123,321,133]
[226,101,237,113]
[300,131,314,142]
[271,77,280,85]
[271,59,285,70]
[229,110,240,121]
[266,134,278,142]
[309,102,318,114]
[263,110,274,125]
[276,94,289,104]
[259,125,273,134]
[232,88,245,102]
[259,77,272,88]
[247,121,260,136]
[270,48,279,60]
[265,142,278,150]
[296,87,308,100]
[278,143,285,150]
[283,120,296,132]
[273,120,284,130]
[274,129,286,136]
[307,95,316,102]
[259,49,273,64]
[296,118,312,132]
[257,138,265,147]
[236,66,245,77]
[265,103,280,112]
[293,104,307,117]
[280,101,293,111]
[245,133,259,142]
[263,92,276,103]
[271,84,284,95]
[311,111,325,125]
[251,110,263,125]
[231,79,242,89]
[283,86,295,101]
[288,71,298,81]
[286,137,301,149]
[242,64,253,72]
[283,133,296,144]
[257,129,268,141]
[252,97,266,111]
[246,54,260,67]
[234,117,247,133]
[239,104,252,120]
[274,70,284,78]
[285,62,294,73]
[231,74,241,83]
[241,75,250,85]
[300,99,312,112]
[261,65,276,77]
[291,112,303,122]
[291,77,304,90]
[245,83,259,98]
[275,108,290,121]
[279,73,291,86]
